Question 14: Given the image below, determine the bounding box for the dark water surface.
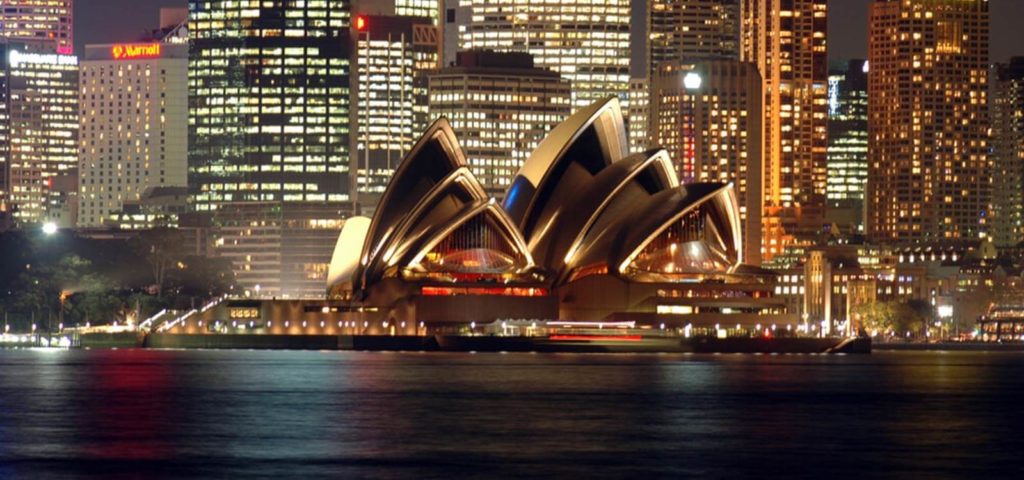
[1,349,1023,478]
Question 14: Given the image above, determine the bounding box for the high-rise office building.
[441,0,470,68]
[651,60,763,264]
[627,77,650,154]
[868,0,990,244]
[648,0,739,76]
[826,59,869,234]
[428,50,571,195]
[1,46,78,226]
[741,0,828,258]
[188,1,354,298]
[459,0,631,110]
[0,50,9,228]
[352,14,439,204]
[354,0,440,21]
[0,0,73,54]
[991,57,1024,247]
[78,43,188,228]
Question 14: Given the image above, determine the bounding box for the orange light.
[356,16,367,31]
[111,43,161,60]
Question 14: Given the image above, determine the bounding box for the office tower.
[0,51,9,228]
[460,0,630,110]
[427,50,571,195]
[651,60,763,264]
[441,0,470,68]
[868,0,990,243]
[741,0,828,258]
[826,59,869,234]
[647,0,740,75]
[188,1,354,298]
[0,0,73,54]
[354,0,440,21]
[78,43,188,228]
[1,46,78,226]
[991,58,1024,247]
[628,77,650,154]
[352,14,439,204]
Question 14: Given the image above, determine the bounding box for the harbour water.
[0,349,1022,478]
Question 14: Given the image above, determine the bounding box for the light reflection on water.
[0,349,1022,478]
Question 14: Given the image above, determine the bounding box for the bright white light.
[42,222,58,235]
[683,72,702,90]
[937,305,954,318]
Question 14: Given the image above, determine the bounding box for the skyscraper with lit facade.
[352,14,439,206]
[740,0,828,258]
[991,57,1024,247]
[651,61,763,264]
[78,43,188,228]
[427,50,571,195]
[1,46,78,226]
[0,0,73,54]
[868,0,990,244]
[459,0,631,110]
[188,1,354,298]
[826,59,869,234]
[647,0,739,75]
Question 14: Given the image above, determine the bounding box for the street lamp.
[683,72,703,90]
[682,71,702,182]
[41,222,58,235]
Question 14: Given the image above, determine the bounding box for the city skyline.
[73,0,1024,67]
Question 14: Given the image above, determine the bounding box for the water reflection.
[0,350,1022,477]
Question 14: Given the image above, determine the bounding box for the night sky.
[76,0,1024,75]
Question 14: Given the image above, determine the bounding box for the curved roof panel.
[372,168,488,279]
[359,118,467,287]
[501,96,629,245]
[326,216,371,296]
[563,183,743,284]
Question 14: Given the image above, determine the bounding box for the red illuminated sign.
[356,16,367,31]
[111,43,162,60]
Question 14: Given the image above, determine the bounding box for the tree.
[131,228,186,297]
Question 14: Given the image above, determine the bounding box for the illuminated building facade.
[353,14,438,205]
[0,0,73,54]
[826,59,869,233]
[741,0,829,258]
[427,50,571,195]
[459,0,631,110]
[1,46,78,226]
[868,0,990,243]
[78,43,188,228]
[650,60,763,264]
[627,77,650,154]
[0,53,8,227]
[647,0,739,74]
[441,0,470,68]
[188,0,354,298]
[991,58,1024,247]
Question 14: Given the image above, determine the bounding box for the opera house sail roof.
[328,97,765,315]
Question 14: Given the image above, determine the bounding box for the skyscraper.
[741,0,828,258]
[428,50,571,195]
[78,43,188,228]
[650,61,763,264]
[1,46,79,226]
[188,1,354,298]
[352,14,439,205]
[0,0,73,54]
[647,0,740,76]
[991,57,1024,247]
[868,0,990,244]
[459,0,631,110]
[826,59,869,234]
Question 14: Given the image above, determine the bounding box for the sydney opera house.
[316,98,796,335]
